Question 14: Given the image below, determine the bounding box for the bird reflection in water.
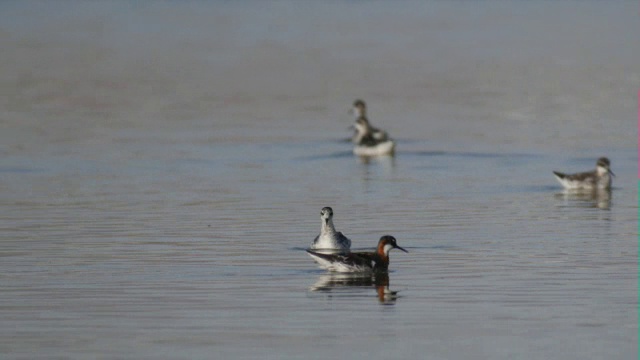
[555,188,612,210]
[356,153,395,168]
[309,272,399,305]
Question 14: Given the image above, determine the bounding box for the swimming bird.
[349,100,396,156]
[350,100,389,144]
[352,120,396,156]
[552,157,614,190]
[311,207,351,250]
[307,235,407,273]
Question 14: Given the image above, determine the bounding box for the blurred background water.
[0,1,637,359]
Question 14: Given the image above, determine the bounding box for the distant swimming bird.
[311,207,351,250]
[553,157,614,190]
[350,100,389,143]
[307,235,407,273]
[352,117,396,156]
[349,100,395,156]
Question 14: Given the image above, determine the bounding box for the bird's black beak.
[608,169,615,177]
[395,245,408,253]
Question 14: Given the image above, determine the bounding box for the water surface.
[0,1,637,359]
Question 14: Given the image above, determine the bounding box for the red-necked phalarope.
[553,157,614,190]
[307,235,407,273]
[311,207,351,250]
[349,100,395,156]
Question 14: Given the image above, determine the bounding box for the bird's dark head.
[596,157,614,177]
[378,235,408,256]
[320,207,333,224]
[350,99,367,118]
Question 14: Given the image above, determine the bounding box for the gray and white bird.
[311,207,352,250]
[349,100,395,156]
[553,157,614,190]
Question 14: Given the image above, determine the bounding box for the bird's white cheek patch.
[383,244,394,255]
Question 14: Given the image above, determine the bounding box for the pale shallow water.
[0,1,638,359]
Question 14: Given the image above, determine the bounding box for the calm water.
[1,1,638,359]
